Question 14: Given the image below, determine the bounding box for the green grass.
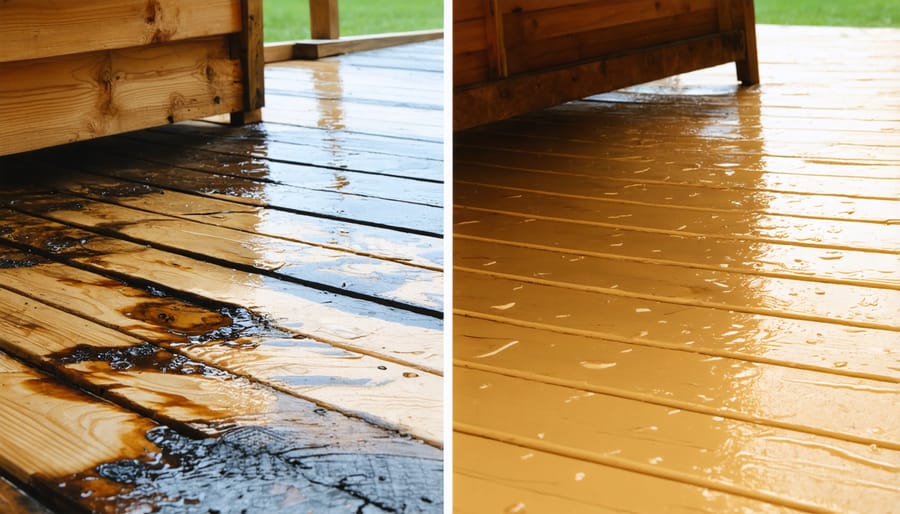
[755,0,899,27]
[263,0,443,42]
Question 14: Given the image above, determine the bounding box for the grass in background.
[755,0,898,27]
[264,0,443,42]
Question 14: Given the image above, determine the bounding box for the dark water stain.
[0,251,42,269]
[55,343,228,378]
[50,426,442,513]
[121,300,233,337]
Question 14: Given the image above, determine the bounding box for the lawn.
[755,0,898,27]
[264,0,443,42]
[262,0,897,42]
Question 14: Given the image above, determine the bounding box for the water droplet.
[635,308,652,313]
[505,502,526,514]
[833,361,848,368]
[574,472,585,481]
[649,457,664,464]
[491,302,516,310]
[580,361,617,370]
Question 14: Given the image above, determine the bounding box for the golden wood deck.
[0,40,443,512]
[453,25,899,513]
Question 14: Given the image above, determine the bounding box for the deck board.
[0,40,443,512]
[453,25,900,512]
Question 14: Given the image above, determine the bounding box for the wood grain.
[0,0,241,62]
[0,36,243,156]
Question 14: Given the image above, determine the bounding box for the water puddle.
[50,425,442,513]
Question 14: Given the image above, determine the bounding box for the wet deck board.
[0,40,443,512]
[453,25,900,512]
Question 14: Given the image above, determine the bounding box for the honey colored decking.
[0,40,443,513]
[453,25,899,513]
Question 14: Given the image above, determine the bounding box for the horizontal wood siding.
[455,31,744,129]
[0,0,242,62]
[0,36,244,156]
[504,8,720,75]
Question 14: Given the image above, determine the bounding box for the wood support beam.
[310,0,340,39]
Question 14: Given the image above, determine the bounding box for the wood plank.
[0,352,158,482]
[504,8,719,76]
[39,143,443,235]
[455,434,801,513]
[0,350,441,512]
[454,210,898,291]
[0,209,442,374]
[455,145,900,200]
[0,276,443,451]
[0,36,243,156]
[0,476,51,514]
[0,244,442,446]
[456,162,897,223]
[137,126,444,182]
[454,269,899,392]
[8,185,441,315]
[504,0,717,42]
[263,94,443,142]
[0,0,241,62]
[455,314,899,438]
[454,182,899,253]
[310,0,339,39]
[455,32,744,130]
[156,120,443,162]
[287,30,443,60]
[29,156,442,270]
[455,238,900,343]
[455,368,900,513]
[231,0,264,124]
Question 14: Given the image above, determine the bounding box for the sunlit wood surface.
[454,25,899,513]
[0,40,443,513]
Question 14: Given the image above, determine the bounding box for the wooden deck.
[0,40,443,512]
[453,25,899,513]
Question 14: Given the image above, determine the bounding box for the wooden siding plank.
[455,368,900,513]
[503,0,718,43]
[504,9,720,75]
[0,0,241,62]
[0,36,243,156]
[455,32,744,130]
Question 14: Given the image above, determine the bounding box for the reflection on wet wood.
[0,475,52,514]
[454,25,900,513]
[0,40,442,512]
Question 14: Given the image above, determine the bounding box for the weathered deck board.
[454,25,900,512]
[0,40,443,512]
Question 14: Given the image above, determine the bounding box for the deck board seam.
[455,266,899,332]
[454,310,900,384]
[454,205,900,255]
[453,233,899,291]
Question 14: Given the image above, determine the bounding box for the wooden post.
[735,0,759,85]
[232,0,265,125]
[310,0,340,39]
